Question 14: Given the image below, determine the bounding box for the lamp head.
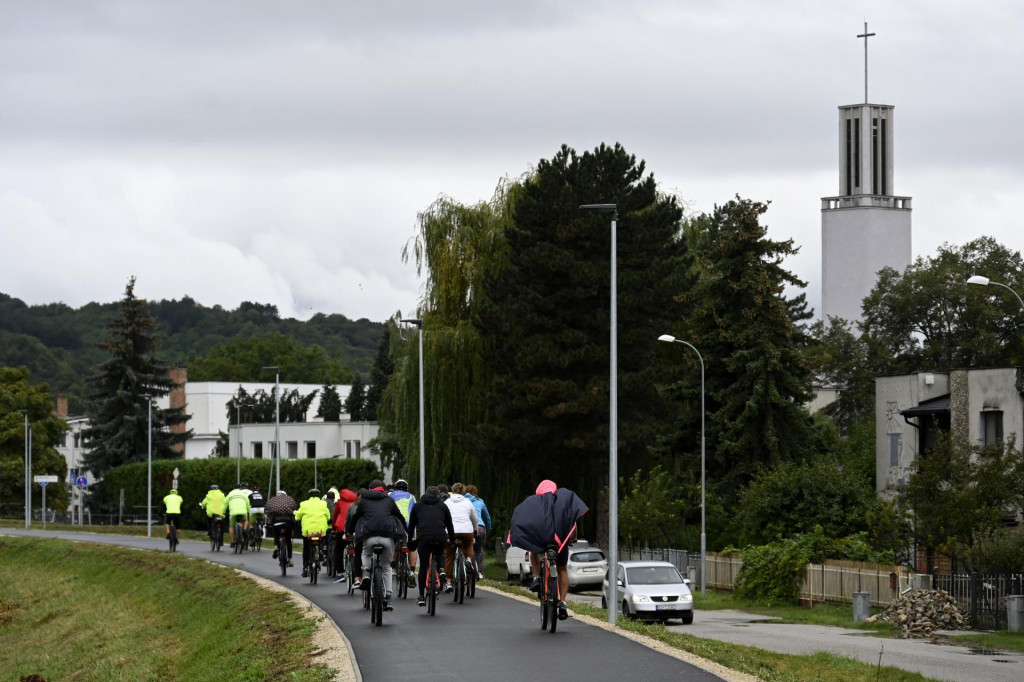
[967,275,990,286]
[657,334,677,343]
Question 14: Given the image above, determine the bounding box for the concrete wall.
[875,372,949,495]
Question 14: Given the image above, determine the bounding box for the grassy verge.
[0,518,212,543]
[945,630,1024,653]
[0,536,334,682]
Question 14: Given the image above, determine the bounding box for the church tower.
[821,25,911,324]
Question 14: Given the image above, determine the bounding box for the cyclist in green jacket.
[294,488,331,578]
[163,488,183,538]
[200,485,227,537]
[225,484,252,547]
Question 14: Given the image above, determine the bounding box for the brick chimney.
[56,395,68,419]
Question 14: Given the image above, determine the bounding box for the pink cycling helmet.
[535,479,557,495]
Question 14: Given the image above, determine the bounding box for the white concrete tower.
[821,24,911,324]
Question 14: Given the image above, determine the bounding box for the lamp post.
[144,395,155,538]
[18,409,29,528]
[235,403,252,486]
[580,202,619,624]
[658,334,706,595]
[263,366,281,492]
[400,318,425,496]
[967,275,1024,310]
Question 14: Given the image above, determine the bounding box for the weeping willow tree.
[377,178,522,506]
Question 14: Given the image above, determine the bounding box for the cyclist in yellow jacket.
[163,488,183,538]
[294,488,331,578]
[199,484,227,538]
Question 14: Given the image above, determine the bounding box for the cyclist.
[266,490,297,567]
[294,488,330,578]
[329,487,357,582]
[464,484,492,575]
[199,484,227,538]
[389,479,417,585]
[407,485,455,607]
[323,486,340,517]
[508,479,589,621]
[350,479,408,612]
[225,483,252,547]
[344,488,367,583]
[443,482,479,592]
[249,485,267,538]
[163,487,183,538]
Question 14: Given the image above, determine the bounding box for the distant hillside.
[0,293,384,413]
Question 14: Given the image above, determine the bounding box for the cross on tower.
[857,22,876,103]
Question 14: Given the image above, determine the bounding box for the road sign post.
[34,476,57,529]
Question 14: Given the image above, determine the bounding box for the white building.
[875,367,1024,495]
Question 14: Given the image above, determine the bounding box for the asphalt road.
[2,529,726,682]
[568,589,1024,682]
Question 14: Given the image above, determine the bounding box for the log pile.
[865,589,970,638]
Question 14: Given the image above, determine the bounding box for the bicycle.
[324,530,336,579]
[345,545,357,595]
[396,543,411,600]
[233,516,247,553]
[273,521,290,576]
[307,532,324,584]
[369,544,386,626]
[452,538,468,605]
[539,544,559,633]
[424,547,443,616]
[168,518,178,553]
[467,548,477,599]
[210,515,224,552]
[250,516,264,552]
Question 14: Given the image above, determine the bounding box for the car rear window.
[626,566,683,585]
[571,551,606,562]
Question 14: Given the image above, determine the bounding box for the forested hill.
[0,293,384,413]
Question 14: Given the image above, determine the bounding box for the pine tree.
[678,197,814,498]
[363,326,394,422]
[316,381,342,421]
[82,278,192,500]
[343,374,366,421]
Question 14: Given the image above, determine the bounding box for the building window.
[982,411,1003,447]
[345,441,352,459]
[354,440,361,459]
[287,441,298,460]
[889,433,901,467]
[253,442,263,459]
[306,442,316,459]
[853,118,860,191]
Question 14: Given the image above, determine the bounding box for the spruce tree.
[678,197,814,498]
[474,143,693,509]
[364,326,394,422]
[82,278,192,497]
[316,381,342,421]
[344,374,367,421]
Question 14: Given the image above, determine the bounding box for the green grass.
[0,536,335,682]
[0,518,212,543]
[945,630,1024,653]
[692,590,894,631]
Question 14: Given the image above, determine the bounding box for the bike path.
[2,529,728,682]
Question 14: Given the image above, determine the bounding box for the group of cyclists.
[173,475,586,623]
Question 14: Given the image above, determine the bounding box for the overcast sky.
[2,1,1022,323]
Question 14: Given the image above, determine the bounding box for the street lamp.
[143,394,154,538]
[235,403,253,486]
[580,202,619,624]
[400,318,426,496]
[967,275,1024,310]
[17,409,29,528]
[658,334,707,595]
[262,366,281,492]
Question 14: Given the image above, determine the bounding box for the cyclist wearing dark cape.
[508,479,588,620]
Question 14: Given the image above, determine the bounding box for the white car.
[505,546,532,584]
[566,545,607,590]
[602,560,694,624]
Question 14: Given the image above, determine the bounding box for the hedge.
[104,457,380,530]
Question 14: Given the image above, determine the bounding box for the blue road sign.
[76,476,88,487]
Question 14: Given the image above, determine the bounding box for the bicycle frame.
[540,545,559,633]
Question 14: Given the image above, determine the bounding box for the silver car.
[602,560,694,624]
[566,546,607,590]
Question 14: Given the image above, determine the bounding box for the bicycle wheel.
[253,523,263,552]
[325,535,335,578]
[372,563,384,626]
[547,574,559,633]
[210,522,217,551]
[215,522,224,551]
[540,580,549,630]
[468,558,476,598]
[311,547,319,585]
[346,552,356,595]
[233,523,242,553]
[279,539,288,577]
[456,553,466,604]
[169,523,178,552]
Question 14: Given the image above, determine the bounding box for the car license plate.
[655,605,673,611]
[581,567,597,572]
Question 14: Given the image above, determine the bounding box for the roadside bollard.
[853,591,871,623]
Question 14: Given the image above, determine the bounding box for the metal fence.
[933,571,1024,631]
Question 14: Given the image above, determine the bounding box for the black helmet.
[240,482,249,488]
[309,488,321,497]
[210,484,219,490]
[395,479,408,491]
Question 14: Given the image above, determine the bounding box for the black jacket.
[351,489,408,542]
[407,493,455,544]
[509,487,588,554]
